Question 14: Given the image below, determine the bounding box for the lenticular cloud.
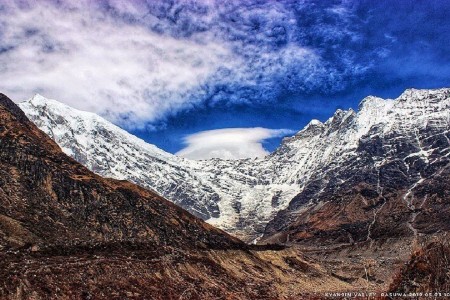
[176,128,294,160]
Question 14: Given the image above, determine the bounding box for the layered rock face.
[19,89,450,244]
[0,93,356,299]
[261,89,450,247]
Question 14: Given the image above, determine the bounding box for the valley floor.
[3,235,447,299]
[1,245,351,299]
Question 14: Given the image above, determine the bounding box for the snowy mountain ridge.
[18,88,450,241]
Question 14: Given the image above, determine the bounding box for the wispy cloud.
[0,1,238,128]
[176,127,294,160]
[0,0,370,128]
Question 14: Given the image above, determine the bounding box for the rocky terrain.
[261,88,450,246]
[0,93,359,299]
[388,236,450,295]
[19,95,302,241]
[256,88,450,292]
[12,88,450,296]
[19,88,450,244]
[18,95,223,221]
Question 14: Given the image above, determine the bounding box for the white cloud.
[176,127,294,160]
[0,1,361,129]
[0,2,239,129]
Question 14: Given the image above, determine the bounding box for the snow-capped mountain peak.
[18,88,450,241]
[22,94,174,161]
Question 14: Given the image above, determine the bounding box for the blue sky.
[0,0,449,158]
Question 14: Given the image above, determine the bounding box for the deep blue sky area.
[131,0,450,153]
[1,0,449,157]
[134,81,447,154]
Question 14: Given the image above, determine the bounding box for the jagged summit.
[27,93,63,104]
[358,95,392,111]
[398,87,450,101]
[261,87,450,247]
[24,93,105,122]
[18,88,450,242]
[20,94,177,164]
[308,119,323,126]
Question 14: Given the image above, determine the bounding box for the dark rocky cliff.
[262,90,450,247]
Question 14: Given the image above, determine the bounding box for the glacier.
[18,88,450,242]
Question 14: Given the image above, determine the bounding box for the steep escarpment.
[261,89,450,247]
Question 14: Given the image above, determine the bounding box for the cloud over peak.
[0,0,365,129]
[1,0,447,133]
[176,127,294,160]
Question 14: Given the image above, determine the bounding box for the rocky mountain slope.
[1,94,244,251]
[18,95,301,241]
[256,88,450,290]
[19,89,450,244]
[18,95,222,221]
[261,88,450,247]
[0,93,356,299]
